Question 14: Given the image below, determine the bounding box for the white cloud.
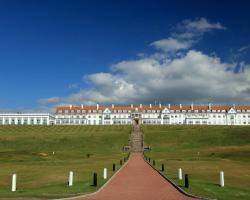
[152,18,226,53]
[39,96,61,105]
[238,45,250,52]
[40,50,250,106]
[39,18,250,107]
[151,37,192,52]
[68,83,78,89]
[179,18,226,33]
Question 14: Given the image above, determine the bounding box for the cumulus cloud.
[40,50,250,106]
[152,18,226,52]
[151,37,192,52]
[39,18,250,107]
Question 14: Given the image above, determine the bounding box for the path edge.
[143,156,216,200]
[52,156,130,200]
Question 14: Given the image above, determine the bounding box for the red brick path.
[73,153,196,200]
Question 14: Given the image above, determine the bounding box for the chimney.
[140,104,142,108]
[131,104,133,108]
[208,103,211,110]
[159,104,162,108]
[168,104,171,109]
[96,104,99,110]
[70,104,72,109]
[149,104,152,108]
[180,104,182,109]
[191,103,194,110]
[112,104,114,109]
[81,104,84,109]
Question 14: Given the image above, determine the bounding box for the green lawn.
[0,125,131,199]
[142,125,250,200]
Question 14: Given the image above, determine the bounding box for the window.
[37,118,41,124]
[23,118,28,124]
[4,118,8,124]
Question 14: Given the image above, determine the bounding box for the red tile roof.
[55,104,250,114]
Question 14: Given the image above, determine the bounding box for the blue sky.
[0,0,250,111]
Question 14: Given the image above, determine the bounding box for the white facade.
[0,104,250,126]
[53,104,250,126]
[0,113,54,125]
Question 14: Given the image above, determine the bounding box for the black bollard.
[124,157,126,162]
[153,160,155,166]
[185,174,189,188]
[120,159,123,165]
[93,172,97,186]
[113,163,116,171]
[161,163,165,172]
[149,158,151,163]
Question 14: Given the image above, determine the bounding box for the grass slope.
[0,125,131,199]
[142,125,250,200]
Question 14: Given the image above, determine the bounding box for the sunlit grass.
[143,125,250,200]
[0,125,131,199]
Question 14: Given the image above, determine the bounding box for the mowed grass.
[142,125,250,200]
[0,125,131,199]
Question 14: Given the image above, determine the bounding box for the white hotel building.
[1,104,250,125]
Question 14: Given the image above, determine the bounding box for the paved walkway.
[74,153,195,200]
[72,123,196,200]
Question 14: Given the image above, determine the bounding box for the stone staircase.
[130,124,143,152]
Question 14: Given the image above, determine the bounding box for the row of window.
[0,118,48,125]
